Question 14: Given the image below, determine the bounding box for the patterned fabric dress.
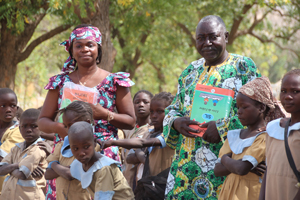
[44,71,134,200]
[163,54,261,200]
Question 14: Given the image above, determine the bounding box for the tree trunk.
[0,21,21,89]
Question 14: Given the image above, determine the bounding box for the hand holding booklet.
[189,84,234,137]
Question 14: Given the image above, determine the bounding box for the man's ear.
[225,31,229,43]
[94,138,97,146]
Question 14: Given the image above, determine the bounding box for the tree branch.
[228,4,254,45]
[176,22,196,47]
[17,24,72,63]
[235,9,272,38]
[249,32,300,59]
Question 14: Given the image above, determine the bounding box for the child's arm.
[135,149,146,164]
[221,153,253,176]
[11,168,27,180]
[40,132,55,141]
[0,163,19,176]
[100,138,161,150]
[259,168,267,200]
[37,141,52,157]
[214,154,232,177]
[45,168,59,180]
[126,149,142,164]
[50,162,73,181]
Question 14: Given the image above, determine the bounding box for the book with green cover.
[189,84,234,137]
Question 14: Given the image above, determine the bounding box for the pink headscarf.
[60,26,102,73]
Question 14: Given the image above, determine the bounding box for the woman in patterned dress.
[38,24,136,199]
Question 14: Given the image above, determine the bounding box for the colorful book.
[189,84,234,137]
[58,82,99,123]
[61,82,99,109]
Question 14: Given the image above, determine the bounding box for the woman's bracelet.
[107,110,115,122]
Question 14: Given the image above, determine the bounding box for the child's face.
[19,117,40,146]
[280,74,300,114]
[69,133,96,165]
[0,93,18,123]
[133,93,151,119]
[236,93,262,127]
[150,100,166,131]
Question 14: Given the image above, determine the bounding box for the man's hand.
[201,121,221,143]
[173,117,201,138]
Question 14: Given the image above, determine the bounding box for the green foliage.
[0,0,93,34]
[12,0,300,105]
[15,15,71,108]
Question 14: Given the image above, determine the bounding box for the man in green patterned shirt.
[163,15,261,199]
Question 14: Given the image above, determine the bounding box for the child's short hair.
[58,101,94,125]
[0,88,17,102]
[283,69,300,79]
[68,121,94,140]
[20,108,41,123]
[133,90,153,101]
[16,107,24,121]
[151,92,174,107]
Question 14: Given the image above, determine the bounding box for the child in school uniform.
[214,77,287,200]
[69,121,134,200]
[121,90,153,189]
[101,92,175,199]
[0,108,47,200]
[0,88,24,192]
[45,101,98,200]
[259,69,300,200]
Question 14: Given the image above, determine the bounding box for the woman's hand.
[37,141,52,157]
[173,117,200,138]
[201,121,221,143]
[89,103,108,120]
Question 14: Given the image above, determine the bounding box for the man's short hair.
[199,15,227,31]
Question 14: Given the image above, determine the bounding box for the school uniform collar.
[9,120,19,130]
[70,153,120,189]
[61,136,73,158]
[15,137,43,150]
[266,118,300,140]
[227,129,265,154]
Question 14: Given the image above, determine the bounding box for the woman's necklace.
[77,68,98,86]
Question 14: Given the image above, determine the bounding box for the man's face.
[196,20,228,66]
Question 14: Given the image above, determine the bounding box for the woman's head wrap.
[60,26,102,73]
[238,76,288,123]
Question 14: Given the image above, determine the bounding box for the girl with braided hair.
[45,101,102,200]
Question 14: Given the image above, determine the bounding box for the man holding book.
[163,15,261,199]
